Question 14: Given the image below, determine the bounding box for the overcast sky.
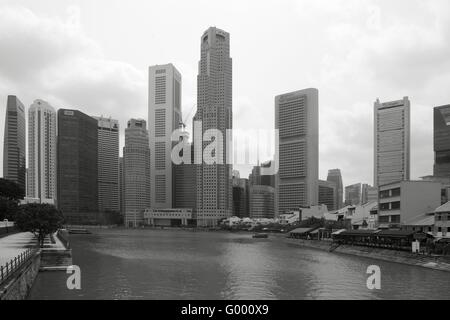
[1,0,449,186]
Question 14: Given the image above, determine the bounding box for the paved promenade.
[0,232,36,267]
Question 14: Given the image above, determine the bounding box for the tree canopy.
[0,178,24,220]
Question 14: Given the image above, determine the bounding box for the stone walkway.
[0,232,36,267]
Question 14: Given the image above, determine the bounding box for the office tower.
[249,161,275,188]
[148,64,182,209]
[374,97,410,187]
[232,175,249,218]
[318,180,336,211]
[249,185,275,219]
[345,183,362,206]
[327,169,343,209]
[123,119,151,227]
[361,183,378,204]
[195,27,233,226]
[95,116,120,213]
[433,105,450,177]
[3,96,26,192]
[28,100,57,203]
[57,109,98,222]
[174,132,196,210]
[119,157,125,215]
[275,88,319,215]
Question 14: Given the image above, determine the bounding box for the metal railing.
[0,247,38,285]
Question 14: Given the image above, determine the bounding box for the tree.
[0,178,24,220]
[15,203,64,248]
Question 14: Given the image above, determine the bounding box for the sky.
[0,0,449,187]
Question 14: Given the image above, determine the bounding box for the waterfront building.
[327,169,343,210]
[275,88,319,215]
[374,97,410,187]
[194,27,233,226]
[57,109,98,222]
[318,180,337,211]
[143,208,193,227]
[433,105,450,178]
[249,185,275,219]
[232,176,249,218]
[148,64,182,209]
[3,95,26,192]
[378,181,441,229]
[434,202,450,238]
[28,100,57,204]
[95,116,119,213]
[345,183,361,206]
[123,119,151,227]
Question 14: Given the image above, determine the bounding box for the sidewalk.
[0,232,36,267]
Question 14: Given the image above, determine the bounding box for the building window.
[391,201,400,210]
[391,188,401,197]
[391,215,400,223]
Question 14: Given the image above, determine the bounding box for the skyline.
[1,0,450,185]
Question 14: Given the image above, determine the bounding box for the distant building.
[378,181,441,229]
[123,119,151,227]
[249,185,275,219]
[144,208,193,227]
[29,100,57,203]
[57,109,98,223]
[433,105,450,178]
[148,64,182,209]
[95,116,119,213]
[119,157,125,215]
[174,137,196,211]
[318,180,336,211]
[232,176,249,218]
[361,184,377,204]
[374,97,410,187]
[327,169,343,209]
[275,88,319,215]
[345,183,361,206]
[3,95,26,192]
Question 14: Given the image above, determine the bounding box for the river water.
[28,229,450,300]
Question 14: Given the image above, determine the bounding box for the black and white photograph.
[0,0,449,307]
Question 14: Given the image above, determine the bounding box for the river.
[28,229,450,300]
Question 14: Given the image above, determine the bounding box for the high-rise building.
[123,119,151,227]
[374,97,410,187]
[3,95,26,192]
[433,105,450,178]
[119,157,125,215]
[361,183,377,204]
[57,109,98,222]
[194,27,233,226]
[232,176,249,218]
[318,180,336,211]
[275,88,319,215]
[345,183,362,206]
[148,64,182,209]
[249,185,275,219]
[327,169,343,209]
[28,100,57,203]
[95,116,119,213]
[173,133,196,211]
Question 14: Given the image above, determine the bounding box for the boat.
[252,233,269,239]
[68,228,92,234]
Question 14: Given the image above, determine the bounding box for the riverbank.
[284,238,450,273]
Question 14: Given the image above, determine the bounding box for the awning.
[376,230,416,238]
[289,227,315,235]
[337,230,381,237]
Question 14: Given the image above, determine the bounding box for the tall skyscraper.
[318,180,336,211]
[194,27,233,226]
[327,169,343,209]
[433,105,450,178]
[173,133,196,210]
[57,109,98,222]
[123,119,151,227]
[28,100,57,203]
[232,176,249,218]
[95,116,119,213]
[275,88,319,215]
[3,95,26,192]
[148,64,182,209]
[374,97,410,187]
[345,183,361,206]
[361,183,377,204]
[119,157,125,215]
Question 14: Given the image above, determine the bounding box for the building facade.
[345,183,361,206]
[28,100,57,203]
[249,185,275,219]
[318,180,336,211]
[3,95,26,192]
[123,119,151,227]
[148,64,182,209]
[378,181,441,229]
[374,97,410,187]
[433,105,450,178]
[95,116,119,213]
[232,176,249,218]
[119,157,125,215]
[327,169,343,209]
[275,88,319,215]
[57,109,98,222]
[194,27,233,226]
[144,208,193,227]
[361,183,377,204]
